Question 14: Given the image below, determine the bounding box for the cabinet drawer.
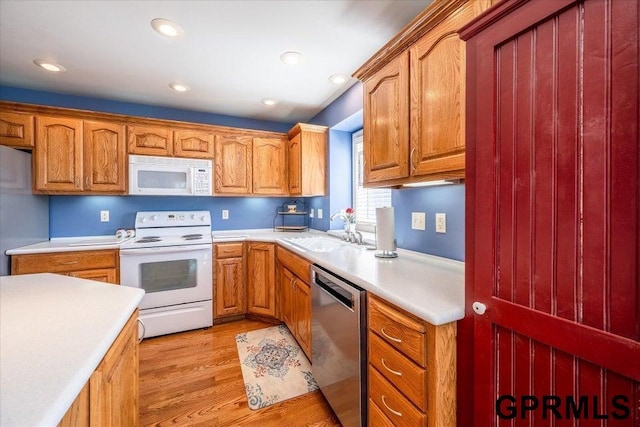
[369,295,427,367]
[276,246,311,284]
[369,366,425,427]
[369,399,394,427]
[11,250,118,274]
[215,242,243,258]
[369,331,427,411]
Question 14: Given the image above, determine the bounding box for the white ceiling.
[0,0,431,124]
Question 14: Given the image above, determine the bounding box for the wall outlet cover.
[310,208,314,218]
[435,213,446,233]
[100,210,109,222]
[411,212,426,231]
[222,209,229,220]
[317,209,323,219]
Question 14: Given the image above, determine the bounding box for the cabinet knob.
[472,301,487,315]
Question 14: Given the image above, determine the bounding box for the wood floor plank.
[139,319,342,426]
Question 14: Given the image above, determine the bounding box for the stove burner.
[136,237,162,243]
[182,234,203,241]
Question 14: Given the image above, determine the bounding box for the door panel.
[83,120,126,193]
[464,0,640,424]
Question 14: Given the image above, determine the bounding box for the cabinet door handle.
[59,260,79,265]
[381,395,403,417]
[410,147,417,170]
[380,327,402,343]
[381,358,402,376]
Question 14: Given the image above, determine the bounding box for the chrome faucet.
[330,212,363,244]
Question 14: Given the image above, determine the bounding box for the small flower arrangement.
[345,208,356,223]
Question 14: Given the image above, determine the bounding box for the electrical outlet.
[310,208,314,218]
[317,209,323,219]
[411,212,426,230]
[222,210,229,220]
[435,213,447,233]
[100,210,109,222]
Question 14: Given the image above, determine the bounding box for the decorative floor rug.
[235,324,318,410]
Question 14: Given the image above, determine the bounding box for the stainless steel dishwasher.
[311,264,367,427]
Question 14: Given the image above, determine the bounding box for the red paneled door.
[461,0,639,425]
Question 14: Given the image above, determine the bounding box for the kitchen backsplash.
[49,196,299,237]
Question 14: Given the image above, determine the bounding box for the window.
[352,129,392,230]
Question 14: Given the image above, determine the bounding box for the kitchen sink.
[284,236,347,252]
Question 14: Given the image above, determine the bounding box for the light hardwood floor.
[139,319,342,426]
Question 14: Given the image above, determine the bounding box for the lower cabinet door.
[214,256,246,318]
[246,243,276,317]
[69,268,118,284]
[294,278,312,359]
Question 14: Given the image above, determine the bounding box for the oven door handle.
[120,244,212,256]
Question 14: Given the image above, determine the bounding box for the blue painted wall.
[49,196,297,237]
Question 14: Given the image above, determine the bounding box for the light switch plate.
[100,210,109,222]
[411,212,426,230]
[310,208,314,218]
[435,213,446,233]
[317,209,323,219]
[222,210,229,220]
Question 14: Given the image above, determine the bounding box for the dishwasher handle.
[312,269,355,310]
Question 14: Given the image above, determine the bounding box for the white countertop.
[5,235,130,255]
[0,273,145,427]
[7,229,464,325]
[213,229,465,325]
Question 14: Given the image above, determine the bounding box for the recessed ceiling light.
[33,59,66,72]
[169,82,191,92]
[261,98,277,106]
[280,51,302,65]
[151,18,184,37]
[329,74,349,85]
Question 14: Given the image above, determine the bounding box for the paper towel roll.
[375,207,397,252]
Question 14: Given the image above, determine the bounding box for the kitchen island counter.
[0,273,144,427]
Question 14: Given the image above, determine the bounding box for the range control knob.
[139,217,147,223]
[191,214,197,220]
[150,215,159,221]
[200,215,206,222]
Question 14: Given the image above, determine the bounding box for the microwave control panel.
[194,169,211,195]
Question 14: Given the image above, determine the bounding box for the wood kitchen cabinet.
[11,249,120,284]
[214,133,253,194]
[59,310,139,427]
[246,242,276,317]
[174,128,215,159]
[215,133,289,196]
[0,110,34,148]
[276,246,312,359]
[213,243,246,321]
[34,116,126,194]
[127,124,173,157]
[355,0,493,187]
[252,136,288,195]
[367,294,456,427]
[287,123,327,196]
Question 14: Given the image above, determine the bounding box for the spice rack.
[273,200,308,232]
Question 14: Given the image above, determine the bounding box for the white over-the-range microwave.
[129,155,213,196]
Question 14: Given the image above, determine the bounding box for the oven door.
[119,244,212,310]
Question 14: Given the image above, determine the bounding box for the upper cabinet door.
[252,136,287,195]
[34,116,83,192]
[363,51,410,183]
[174,129,214,159]
[83,121,127,193]
[288,133,302,195]
[214,134,253,194]
[127,125,173,156]
[0,111,34,148]
[409,7,471,177]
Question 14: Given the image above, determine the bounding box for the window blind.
[352,130,392,225]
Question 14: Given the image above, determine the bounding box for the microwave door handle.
[120,244,211,256]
